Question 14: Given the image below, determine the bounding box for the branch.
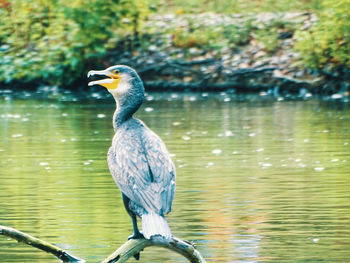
[101,236,206,263]
[0,225,84,263]
[0,225,206,263]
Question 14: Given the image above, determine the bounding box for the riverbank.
[110,12,349,98]
[1,10,349,99]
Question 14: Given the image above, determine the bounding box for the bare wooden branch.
[1,225,206,263]
[101,236,206,263]
[0,225,84,263]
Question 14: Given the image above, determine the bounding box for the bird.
[87,65,176,242]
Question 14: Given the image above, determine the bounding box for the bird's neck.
[112,96,142,130]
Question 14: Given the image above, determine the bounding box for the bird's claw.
[128,231,144,240]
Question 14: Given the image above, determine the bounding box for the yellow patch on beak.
[87,69,121,90]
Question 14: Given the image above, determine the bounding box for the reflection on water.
[0,93,350,262]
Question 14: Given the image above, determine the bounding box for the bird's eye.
[114,70,120,74]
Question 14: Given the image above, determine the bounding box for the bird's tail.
[141,211,172,239]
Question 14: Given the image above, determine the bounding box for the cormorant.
[87,65,176,241]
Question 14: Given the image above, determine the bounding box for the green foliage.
[171,18,253,51]
[255,28,279,53]
[0,0,149,87]
[253,20,281,53]
[294,0,350,70]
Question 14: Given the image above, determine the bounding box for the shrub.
[0,0,148,88]
[294,0,350,70]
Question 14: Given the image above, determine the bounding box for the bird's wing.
[108,126,175,215]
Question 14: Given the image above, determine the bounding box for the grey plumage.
[94,65,175,239]
[108,118,176,217]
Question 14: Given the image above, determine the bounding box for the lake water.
[0,92,350,262]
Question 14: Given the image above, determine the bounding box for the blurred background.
[1,1,350,263]
[0,0,349,94]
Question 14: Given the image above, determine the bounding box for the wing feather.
[108,121,175,215]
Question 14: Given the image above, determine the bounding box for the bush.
[0,0,148,88]
[294,0,350,71]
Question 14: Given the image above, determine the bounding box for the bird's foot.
[128,231,144,260]
[128,231,144,240]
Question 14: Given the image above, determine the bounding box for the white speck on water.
[232,151,239,154]
[62,113,68,117]
[12,134,23,138]
[22,118,29,122]
[212,149,222,155]
[304,138,309,143]
[323,130,329,133]
[171,93,179,99]
[344,142,348,145]
[295,158,301,162]
[331,159,339,162]
[146,95,154,101]
[172,121,181,126]
[182,135,191,141]
[207,162,214,166]
[225,130,234,137]
[70,138,77,141]
[6,114,21,119]
[40,162,49,166]
[249,133,256,137]
[49,104,59,109]
[261,163,272,168]
[97,114,106,118]
[189,96,196,101]
[201,131,208,135]
[144,107,154,112]
[94,131,99,134]
[277,97,284,101]
[314,167,325,172]
[256,148,264,152]
[84,161,91,165]
[312,238,319,243]
[61,139,66,143]
[331,93,342,99]
[224,98,231,102]
[202,93,208,97]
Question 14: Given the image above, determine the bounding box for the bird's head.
[87,65,143,98]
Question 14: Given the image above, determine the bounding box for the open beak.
[87,68,120,89]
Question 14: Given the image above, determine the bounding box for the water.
[0,92,350,262]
